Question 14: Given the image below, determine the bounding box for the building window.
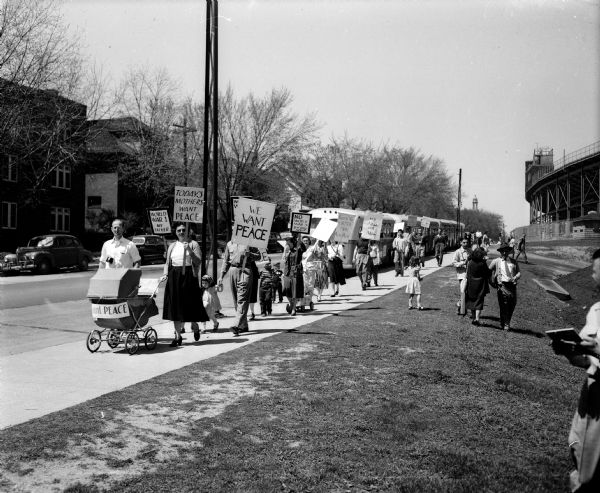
[1,155,18,182]
[1,202,17,229]
[87,196,102,208]
[51,207,70,232]
[52,164,71,189]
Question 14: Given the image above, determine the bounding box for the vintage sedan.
[6,234,94,274]
[131,235,166,265]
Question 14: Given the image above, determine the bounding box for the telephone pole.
[457,168,462,238]
[203,0,219,278]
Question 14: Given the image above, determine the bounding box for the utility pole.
[172,115,197,186]
[203,0,219,278]
[457,168,462,239]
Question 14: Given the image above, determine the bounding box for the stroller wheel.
[144,328,158,350]
[286,303,291,314]
[86,330,101,353]
[107,330,120,349]
[125,332,140,355]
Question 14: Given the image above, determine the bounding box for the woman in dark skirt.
[248,259,260,320]
[281,236,306,316]
[465,247,491,326]
[161,224,209,346]
[326,239,346,296]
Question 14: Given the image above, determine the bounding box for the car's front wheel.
[78,258,89,271]
[36,259,52,275]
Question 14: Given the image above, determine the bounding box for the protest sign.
[406,215,418,227]
[310,218,337,242]
[290,212,312,234]
[173,186,204,223]
[361,212,384,240]
[147,208,171,235]
[232,197,276,249]
[421,217,431,228]
[393,221,405,233]
[331,212,359,243]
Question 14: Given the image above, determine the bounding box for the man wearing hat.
[489,241,521,331]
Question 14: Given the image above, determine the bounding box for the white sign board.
[147,209,171,235]
[310,218,337,242]
[421,217,431,228]
[91,302,130,319]
[361,212,384,240]
[331,213,359,243]
[393,221,405,233]
[290,212,312,234]
[232,197,276,248]
[173,186,204,223]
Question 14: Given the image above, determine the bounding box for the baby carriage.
[85,269,162,355]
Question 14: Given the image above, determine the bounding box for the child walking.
[271,268,283,303]
[258,262,274,316]
[200,275,220,333]
[406,256,423,310]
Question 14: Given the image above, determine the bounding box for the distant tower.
[473,195,478,211]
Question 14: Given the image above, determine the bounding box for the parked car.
[4,234,94,274]
[267,232,285,253]
[131,235,167,265]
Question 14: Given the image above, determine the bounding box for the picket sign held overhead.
[330,212,359,244]
[290,212,312,234]
[310,218,337,242]
[174,186,204,223]
[421,217,431,228]
[232,197,276,249]
[393,221,405,233]
[147,208,171,235]
[361,212,384,240]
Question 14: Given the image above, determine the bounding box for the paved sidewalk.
[0,256,447,429]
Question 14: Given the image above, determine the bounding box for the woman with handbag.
[464,247,491,326]
[160,223,209,346]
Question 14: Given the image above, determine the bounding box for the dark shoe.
[169,339,178,347]
[177,335,183,346]
[418,306,424,311]
[230,326,240,336]
[472,320,480,326]
[250,313,256,321]
[362,285,366,291]
[215,311,225,318]
[335,290,339,296]
[374,283,378,287]
[331,293,336,297]
[239,327,249,333]
[408,306,414,310]
[212,321,219,332]
[180,327,186,333]
[193,330,200,341]
[262,313,267,317]
[291,309,296,316]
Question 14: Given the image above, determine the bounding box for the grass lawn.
[0,261,597,492]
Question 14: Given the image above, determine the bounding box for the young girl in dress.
[406,256,423,310]
[200,275,220,333]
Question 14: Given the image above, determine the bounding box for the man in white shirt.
[452,238,471,315]
[99,219,141,269]
[392,230,406,277]
[489,242,521,330]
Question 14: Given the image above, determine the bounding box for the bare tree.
[216,85,319,226]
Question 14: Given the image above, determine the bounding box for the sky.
[61,0,600,232]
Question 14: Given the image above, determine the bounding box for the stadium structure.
[512,141,600,240]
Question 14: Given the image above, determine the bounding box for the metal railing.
[527,141,600,191]
[552,140,600,172]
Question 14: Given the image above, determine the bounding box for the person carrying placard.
[217,240,261,336]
